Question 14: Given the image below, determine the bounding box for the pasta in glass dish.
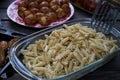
[9,19,120,80]
[21,23,118,79]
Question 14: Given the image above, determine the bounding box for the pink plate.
[7,0,74,28]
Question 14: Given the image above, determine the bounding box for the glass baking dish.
[9,18,120,80]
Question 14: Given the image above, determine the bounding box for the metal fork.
[91,0,120,34]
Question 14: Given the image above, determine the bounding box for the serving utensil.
[91,0,120,34]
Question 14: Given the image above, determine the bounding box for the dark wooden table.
[0,0,120,80]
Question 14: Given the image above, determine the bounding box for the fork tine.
[98,4,110,32]
[91,1,110,30]
[91,0,120,34]
[107,9,119,33]
[102,7,118,34]
[99,5,112,33]
[96,3,110,31]
[91,0,102,28]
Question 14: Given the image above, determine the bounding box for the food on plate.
[18,0,71,26]
[46,12,57,22]
[51,5,60,11]
[22,23,118,79]
[62,3,70,13]
[8,38,19,48]
[30,8,39,14]
[56,8,65,18]
[40,1,49,7]
[40,7,50,13]
[24,14,37,24]
[0,38,18,67]
[70,0,99,13]
[0,41,7,67]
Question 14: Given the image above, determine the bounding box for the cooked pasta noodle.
[22,23,118,79]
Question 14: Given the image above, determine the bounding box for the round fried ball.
[28,2,38,9]
[18,1,27,8]
[40,1,49,7]
[51,5,60,11]
[38,16,50,25]
[23,10,31,17]
[24,14,36,24]
[35,12,44,21]
[61,4,70,14]
[18,7,27,18]
[50,0,58,7]
[56,8,65,18]
[30,8,39,14]
[60,0,69,5]
[18,7,27,12]
[40,7,50,13]
[46,12,57,22]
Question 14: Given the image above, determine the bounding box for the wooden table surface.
[0,0,120,80]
